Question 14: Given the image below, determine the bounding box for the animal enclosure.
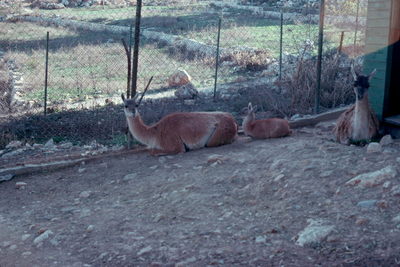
[0,0,369,148]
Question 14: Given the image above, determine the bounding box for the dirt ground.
[1,122,400,267]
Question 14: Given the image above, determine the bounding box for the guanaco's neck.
[242,112,255,132]
[125,109,157,145]
[352,92,370,139]
[354,92,370,117]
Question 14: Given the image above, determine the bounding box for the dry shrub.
[277,50,354,116]
[0,58,13,114]
[222,49,272,71]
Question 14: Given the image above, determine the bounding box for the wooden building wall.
[364,0,400,120]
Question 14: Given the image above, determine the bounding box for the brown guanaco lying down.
[242,102,291,139]
[121,94,238,156]
[333,66,379,145]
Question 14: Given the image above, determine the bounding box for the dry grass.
[0,57,13,113]
[276,50,354,116]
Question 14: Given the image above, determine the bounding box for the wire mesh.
[0,0,369,149]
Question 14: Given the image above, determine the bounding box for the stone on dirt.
[174,82,198,100]
[366,142,382,153]
[296,219,335,247]
[345,165,397,188]
[357,199,378,209]
[392,214,400,223]
[15,182,27,189]
[255,236,267,243]
[44,138,55,148]
[168,69,191,87]
[123,173,138,181]
[391,185,400,196]
[137,245,152,256]
[380,134,393,146]
[6,140,23,149]
[33,230,53,245]
[79,191,91,198]
[0,174,14,182]
[21,234,31,241]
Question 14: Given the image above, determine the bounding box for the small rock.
[207,154,225,165]
[168,69,191,87]
[320,170,333,178]
[391,185,400,196]
[175,257,197,267]
[21,234,31,241]
[78,168,86,173]
[357,199,378,209]
[383,181,391,189]
[137,245,152,256]
[0,174,14,182]
[379,135,393,146]
[59,142,73,149]
[175,82,198,99]
[33,230,53,245]
[6,140,23,149]
[296,219,335,247]
[255,236,267,243]
[44,138,55,148]
[149,165,158,170]
[9,245,17,250]
[1,241,11,248]
[392,214,400,223]
[345,166,397,188]
[123,173,138,181]
[355,218,368,225]
[79,191,91,198]
[22,251,32,257]
[273,174,285,182]
[86,225,94,232]
[15,182,27,189]
[366,142,382,153]
[2,148,26,158]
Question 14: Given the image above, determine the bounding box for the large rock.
[5,140,23,149]
[346,166,398,188]
[168,69,192,87]
[296,219,335,247]
[380,134,393,146]
[174,82,198,100]
[366,142,382,153]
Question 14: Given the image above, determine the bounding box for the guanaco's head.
[244,102,257,120]
[121,94,138,118]
[351,64,376,101]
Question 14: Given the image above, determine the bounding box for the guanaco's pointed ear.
[350,63,358,81]
[121,93,125,102]
[253,105,258,111]
[248,102,253,110]
[368,69,377,80]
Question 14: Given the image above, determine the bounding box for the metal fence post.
[213,17,222,101]
[279,10,283,81]
[44,31,49,116]
[131,0,142,98]
[353,0,360,50]
[315,0,325,114]
[127,23,133,98]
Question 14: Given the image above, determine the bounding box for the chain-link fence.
[0,0,368,149]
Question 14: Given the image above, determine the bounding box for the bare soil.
[1,123,400,266]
